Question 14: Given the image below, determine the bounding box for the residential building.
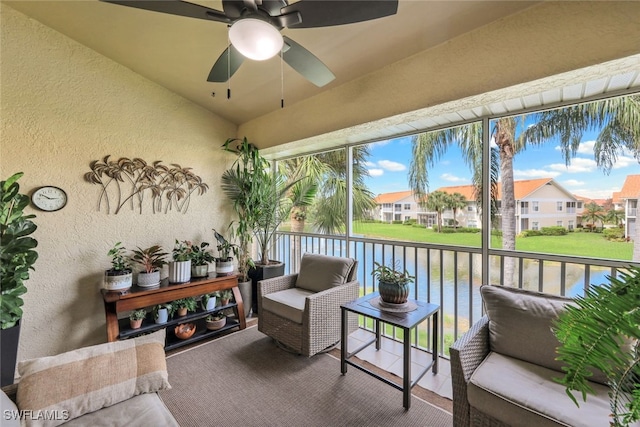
[374,178,580,233]
[619,174,640,239]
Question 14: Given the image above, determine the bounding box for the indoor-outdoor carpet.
[160,326,453,427]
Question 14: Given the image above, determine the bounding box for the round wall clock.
[31,186,68,212]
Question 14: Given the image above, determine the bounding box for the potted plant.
[0,172,38,386]
[189,241,214,278]
[169,239,191,283]
[129,308,146,329]
[221,137,316,312]
[213,229,237,277]
[201,292,217,311]
[153,303,172,324]
[104,242,133,291]
[371,261,415,304]
[554,267,640,427]
[219,289,233,306]
[229,223,254,317]
[131,245,168,288]
[173,297,197,317]
[205,313,226,330]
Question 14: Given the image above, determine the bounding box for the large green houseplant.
[553,266,640,427]
[1,172,38,386]
[221,137,316,312]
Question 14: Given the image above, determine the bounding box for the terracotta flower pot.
[130,318,143,329]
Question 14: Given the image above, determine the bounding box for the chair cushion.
[295,253,356,293]
[63,392,178,427]
[1,389,20,427]
[262,287,314,324]
[481,284,576,374]
[16,330,170,427]
[468,352,612,427]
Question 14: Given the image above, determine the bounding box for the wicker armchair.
[258,253,359,357]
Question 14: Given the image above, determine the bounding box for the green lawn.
[352,221,632,261]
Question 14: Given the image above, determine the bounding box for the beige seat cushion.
[262,287,314,324]
[468,352,614,427]
[295,253,356,293]
[16,330,171,427]
[63,392,178,427]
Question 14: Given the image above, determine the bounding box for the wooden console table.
[101,274,246,350]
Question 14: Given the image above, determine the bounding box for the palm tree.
[605,209,625,228]
[447,192,468,229]
[425,191,450,232]
[522,95,640,259]
[582,202,605,232]
[280,146,376,235]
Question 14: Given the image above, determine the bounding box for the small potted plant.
[104,242,133,291]
[169,239,192,283]
[153,303,172,324]
[213,229,237,277]
[189,242,214,278]
[201,292,218,311]
[205,313,226,330]
[371,261,415,304]
[219,289,233,306]
[131,245,168,288]
[173,297,197,317]
[129,308,146,329]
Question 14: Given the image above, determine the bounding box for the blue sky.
[362,129,637,200]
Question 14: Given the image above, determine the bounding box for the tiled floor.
[342,328,453,400]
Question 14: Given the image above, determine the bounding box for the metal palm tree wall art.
[84,156,208,214]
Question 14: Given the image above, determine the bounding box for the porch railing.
[273,231,635,359]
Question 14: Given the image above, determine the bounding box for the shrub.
[540,226,568,236]
[603,227,625,241]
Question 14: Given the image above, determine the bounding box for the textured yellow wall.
[241,1,640,149]
[0,4,237,364]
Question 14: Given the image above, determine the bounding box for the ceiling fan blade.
[280,0,398,28]
[280,36,335,87]
[100,0,230,23]
[207,45,245,82]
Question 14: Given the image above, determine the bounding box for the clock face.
[31,186,67,212]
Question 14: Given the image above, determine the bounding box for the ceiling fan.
[100,0,399,87]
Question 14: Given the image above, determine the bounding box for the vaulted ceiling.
[6,1,640,155]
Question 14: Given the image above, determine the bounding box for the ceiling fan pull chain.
[227,27,231,100]
[280,47,284,108]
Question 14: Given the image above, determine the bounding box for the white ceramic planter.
[137,270,160,288]
[215,260,234,277]
[169,260,191,283]
[191,264,209,278]
[155,308,169,324]
[104,270,133,291]
[203,296,217,311]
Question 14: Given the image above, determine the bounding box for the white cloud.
[612,154,640,169]
[513,169,561,179]
[440,173,466,182]
[377,160,406,172]
[554,140,596,155]
[562,179,585,187]
[368,169,384,177]
[548,157,596,173]
[572,186,621,200]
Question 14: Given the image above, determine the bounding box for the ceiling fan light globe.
[229,18,283,61]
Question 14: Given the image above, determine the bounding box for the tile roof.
[618,174,640,199]
[435,178,555,200]
[374,190,413,204]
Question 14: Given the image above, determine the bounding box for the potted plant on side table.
[169,240,191,283]
[104,242,133,292]
[371,261,415,304]
[173,297,197,317]
[153,303,172,324]
[131,245,168,288]
[205,313,226,330]
[0,172,39,386]
[189,241,214,278]
[213,229,236,277]
[129,309,146,329]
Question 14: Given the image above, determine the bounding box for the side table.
[340,292,439,409]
